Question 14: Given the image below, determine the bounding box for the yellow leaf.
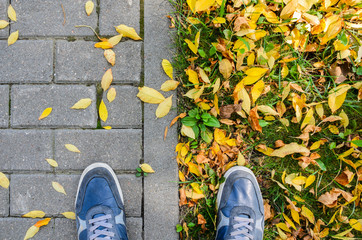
[251,80,264,103]
[103,126,112,130]
[239,88,250,114]
[349,219,362,231]
[305,175,316,188]
[184,85,204,100]
[156,95,172,118]
[237,152,246,166]
[162,59,173,79]
[310,140,321,150]
[181,124,195,139]
[85,1,94,16]
[22,211,46,218]
[107,87,116,103]
[282,170,286,184]
[108,34,123,46]
[280,0,297,19]
[115,24,142,40]
[65,144,81,153]
[8,5,16,21]
[186,69,199,85]
[328,124,339,134]
[195,0,215,12]
[282,83,290,101]
[160,80,179,92]
[71,98,92,109]
[0,20,9,29]
[61,212,76,220]
[24,225,39,240]
[263,10,279,24]
[185,189,204,200]
[101,69,113,91]
[315,103,324,119]
[52,181,67,195]
[185,39,198,54]
[212,17,226,24]
[282,213,297,230]
[188,162,201,176]
[301,108,314,129]
[281,65,289,78]
[292,176,307,185]
[187,0,196,13]
[291,209,300,225]
[213,78,220,94]
[257,105,279,116]
[270,142,310,158]
[38,107,52,120]
[339,110,349,128]
[255,144,274,156]
[245,67,268,78]
[190,182,203,194]
[104,49,116,66]
[94,42,113,49]
[179,170,186,182]
[45,159,58,168]
[301,206,315,223]
[137,86,165,104]
[0,172,9,189]
[277,226,287,240]
[99,100,108,122]
[247,53,255,66]
[276,223,291,233]
[219,59,232,79]
[328,84,351,113]
[199,68,210,83]
[8,30,18,46]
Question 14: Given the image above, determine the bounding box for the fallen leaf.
[0,20,9,29]
[270,142,310,158]
[52,182,67,195]
[328,84,351,113]
[186,69,199,85]
[161,80,179,92]
[195,0,216,12]
[292,176,307,185]
[0,172,9,189]
[335,169,354,186]
[104,49,116,66]
[339,110,349,128]
[22,211,46,218]
[65,144,81,153]
[140,163,155,173]
[349,219,362,231]
[239,88,250,114]
[71,98,92,109]
[8,5,16,21]
[108,34,123,46]
[280,0,297,19]
[181,124,195,139]
[237,152,246,166]
[137,86,165,104]
[107,88,116,103]
[115,24,142,40]
[251,80,264,103]
[199,68,210,83]
[162,59,173,79]
[24,218,51,240]
[197,213,207,225]
[8,30,19,46]
[185,189,204,200]
[61,212,76,220]
[282,213,296,230]
[103,126,112,130]
[156,95,172,118]
[45,159,58,168]
[219,59,232,79]
[94,41,113,49]
[305,175,316,188]
[257,105,279,116]
[99,100,108,122]
[301,206,315,223]
[101,69,113,91]
[249,107,262,132]
[85,1,94,16]
[38,107,52,120]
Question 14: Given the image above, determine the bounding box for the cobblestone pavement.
[0,0,178,239]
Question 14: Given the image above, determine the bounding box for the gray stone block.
[55,40,142,84]
[11,0,97,37]
[126,217,143,240]
[0,0,8,38]
[102,86,142,128]
[10,174,141,217]
[0,130,53,171]
[54,130,142,171]
[99,0,140,36]
[0,218,55,240]
[0,174,9,217]
[11,85,97,128]
[0,85,9,128]
[0,40,53,83]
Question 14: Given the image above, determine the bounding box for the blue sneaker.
[216,166,264,240]
[75,163,128,240]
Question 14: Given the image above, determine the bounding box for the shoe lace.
[229,216,254,240]
[88,214,115,240]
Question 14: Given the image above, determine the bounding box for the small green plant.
[135,167,148,177]
[181,108,220,143]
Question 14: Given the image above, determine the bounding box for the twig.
[61,3,66,26]
[75,25,102,41]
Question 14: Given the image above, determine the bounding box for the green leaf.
[204,116,220,127]
[329,142,336,150]
[176,224,183,232]
[136,167,142,172]
[209,45,216,56]
[188,222,196,228]
[352,140,362,147]
[259,119,270,127]
[201,129,213,143]
[201,112,211,120]
[192,125,200,139]
[357,66,362,76]
[144,172,148,177]
[136,172,142,177]
[316,160,327,171]
[181,116,197,126]
[198,49,206,58]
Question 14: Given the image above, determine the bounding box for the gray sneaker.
[216,166,264,240]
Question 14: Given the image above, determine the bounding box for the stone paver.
[11,0,97,37]
[0,0,8,38]
[0,40,53,83]
[54,130,142,171]
[10,174,142,217]
[11,85,97,128]
[0,85,9,128]
[0,130,53,171]
[102,86,142,128]
[99,0,140,36]
[55,40,142,84]
[0,174,9,217]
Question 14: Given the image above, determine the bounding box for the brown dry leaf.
[264,200,274,220]
[45,159,58,168]
[38,107,52,120]
[156,95,172,118]
[137,86,165,104]
[270,142,310,158]
[198,213,207,225]
[318,188,344,208]
[61,212,76,220]
[71,98,92,109]
[101,69,113,91]
[65,144,81,153]
[248,107,262,132]
[185,189,205,200]
[104,49,116,66]
[8,5,16,21]
[161,80,179,92]
[8,30,19,46]
[85,1,94,16]
[0,20,9,29]
[99,100,108,122]
[52,181,67,195]
[22,211,46,218]
[0,172,9,189]
[107,88,116,103]
[108,34,123,46]
[115,24,142,40]
[335,169,354,186]
[321,115,342,123]
[219,59,232,79]
[140,163,155,173]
